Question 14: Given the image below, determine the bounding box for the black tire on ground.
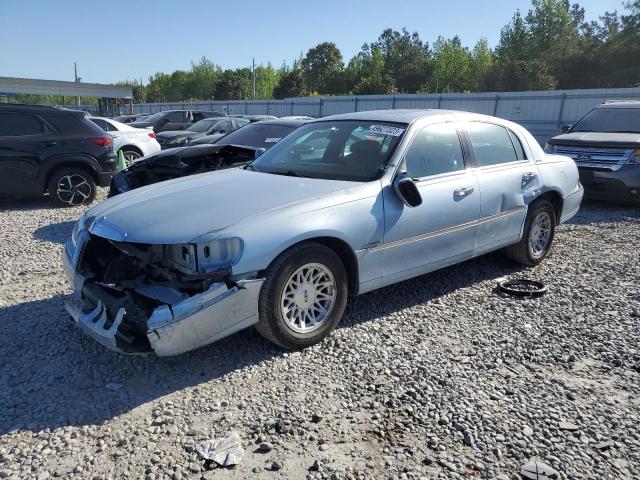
[256,242,349,350]
[47,167,97,207]
[505,199,556,266]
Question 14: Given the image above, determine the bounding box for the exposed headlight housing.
[165,238,244,275]
[628,148,640,165]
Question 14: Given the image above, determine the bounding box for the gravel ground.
[0,191,639,480]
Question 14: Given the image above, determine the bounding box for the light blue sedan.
[63,109,583,355]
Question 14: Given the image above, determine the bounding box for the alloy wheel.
[56,174,92,206]
[529,211,552,257]
[280,262,337,333]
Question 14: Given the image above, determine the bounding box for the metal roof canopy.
[0,76,132,99]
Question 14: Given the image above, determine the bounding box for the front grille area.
[554,145,632,171]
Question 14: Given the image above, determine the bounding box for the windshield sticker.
[264,137,282,143]
[368,125,405,137]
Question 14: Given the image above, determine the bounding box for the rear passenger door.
[0,111,59,195]
[462,122,541,250]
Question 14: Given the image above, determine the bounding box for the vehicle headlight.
[173,137,188,145]
[628,148,640,164]
[544,143,553,154]
[165,238,244,274]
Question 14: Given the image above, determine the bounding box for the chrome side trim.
[369,207,526,252]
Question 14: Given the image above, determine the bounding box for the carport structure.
[0,76,133,116]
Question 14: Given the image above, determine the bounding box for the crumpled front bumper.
[63,239,264,356]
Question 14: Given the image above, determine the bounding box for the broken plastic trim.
[497,279,548,298]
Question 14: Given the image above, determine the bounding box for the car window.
[192,111,207,122]
[216,123,297,149]
[571,107,640,133]
[217,120,233,133]
[466,123,519,167]
[89,118,109,131]
[508,130,527,160]
[404,123,464,178]
[253,120,406,182]
[167,111,185,123]
[0,113,45,136]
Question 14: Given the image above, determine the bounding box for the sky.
[0,0,627,85]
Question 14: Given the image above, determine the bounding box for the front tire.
[505,199,556,266]
[256,242,349,350]
[47,167,96,207]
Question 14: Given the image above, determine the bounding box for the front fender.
[229,192,385,281]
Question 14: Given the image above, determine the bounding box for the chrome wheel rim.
[529,211,552,256]
[280,262,336,333]
[56,174,91,206]
[123,151,141,166]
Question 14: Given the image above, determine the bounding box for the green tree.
[345,45,395,94]
[273,68,307,99]
[371,28,431,93]
[214,69,252,100]
[301,42,345,94]
[428,36,472,92]
[254,63,280,99]
[187,57,220,100]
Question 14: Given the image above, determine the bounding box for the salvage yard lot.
[0,192,638,479]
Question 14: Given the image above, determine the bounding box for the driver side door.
[380,122,481,284]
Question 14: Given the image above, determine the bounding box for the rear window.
[466,122,519,167]
[571,108,640,133]
[0,112,45,136]
[215,123,297,149]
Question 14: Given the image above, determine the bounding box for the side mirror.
[254,148,266,159]
[393,174,422,207]
[560,124,571,133]
[219,130,226,134]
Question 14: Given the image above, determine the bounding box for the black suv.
[129,110,226,133]
[0,104,118,206]
[546,100,640,204]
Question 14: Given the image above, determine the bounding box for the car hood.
[156,130,206,140]
[87,169,359,244]
[549,131,640,148]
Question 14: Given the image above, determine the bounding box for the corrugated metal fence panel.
[131,87,640,144]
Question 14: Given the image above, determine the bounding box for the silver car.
[63,109,584,356]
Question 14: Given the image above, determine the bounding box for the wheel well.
[121,145,143,156]
[43,162,98,193]
[534,190,563,224]
[264,237,359,295]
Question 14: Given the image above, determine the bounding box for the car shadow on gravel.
[33,221,76,244]
[0,250,523,436]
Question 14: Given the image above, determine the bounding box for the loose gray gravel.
[1,191,639,480]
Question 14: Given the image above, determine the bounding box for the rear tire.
[47,167,96,207]
[121,149,142,167]
[505,199,556,266]
[256,242,348,350]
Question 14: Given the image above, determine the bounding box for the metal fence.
[130,87,640,144]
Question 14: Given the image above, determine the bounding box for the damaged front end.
[63,219,263,356]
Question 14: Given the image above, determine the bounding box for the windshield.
[571,108,640,133]
[252,120,406,182]
[187,118,218,133]
[215,123,297,149]
[141,112,165,123]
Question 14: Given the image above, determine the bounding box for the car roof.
[599,100,640,109]
[315,109,513,125]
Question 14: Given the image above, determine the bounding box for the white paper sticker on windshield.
[264,137,282,143]
[368,125,405,137]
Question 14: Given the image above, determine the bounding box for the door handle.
[40,141,57,148]
[454,186,475,197]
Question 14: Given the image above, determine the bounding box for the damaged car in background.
[64,109,583,356]
[109,117,310,195]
